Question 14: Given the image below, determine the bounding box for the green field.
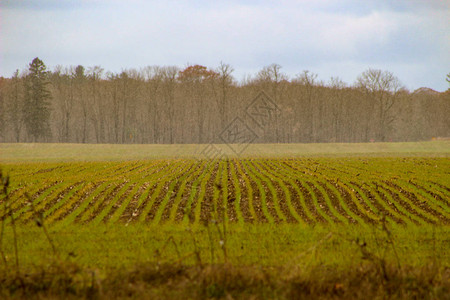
[1,141,449,162]
[0,142,449,299]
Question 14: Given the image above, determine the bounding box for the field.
[0,142,449,299]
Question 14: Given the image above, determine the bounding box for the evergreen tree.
[23,57,52,141]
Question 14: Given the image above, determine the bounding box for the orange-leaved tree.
[178,65,218,83]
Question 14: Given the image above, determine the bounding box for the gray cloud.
[0,0,98,10]
[1,0,449,91]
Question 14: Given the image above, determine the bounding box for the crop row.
[2,158,449,227]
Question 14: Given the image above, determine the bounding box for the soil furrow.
[329,180,376,225]
[226,161,238,223]
[232,160,254,223]
[256,161,297,223]
[54,182,104,223]
[199,161,220,224]
[306,181,341,224]
[385,181,449,223]
[295,179,327,224]
[102,183,138,223]
[380,183,436,225]
[119,182,151,223]
[84,182,128,223]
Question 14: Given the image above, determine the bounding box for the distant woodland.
[0,58,449,144]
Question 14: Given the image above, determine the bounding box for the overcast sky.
[1,0,449,91]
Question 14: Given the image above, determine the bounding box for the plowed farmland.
[0,143,449,299]
[4,158,449,227]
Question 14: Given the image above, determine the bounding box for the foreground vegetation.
[0,143,449,298]
[0,224,449,299]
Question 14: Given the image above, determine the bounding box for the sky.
[1,0,449,91]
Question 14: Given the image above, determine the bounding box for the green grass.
[0,223,448,299]
[1,223,447,270]
[1,141,449,162]
[0,142,449,299]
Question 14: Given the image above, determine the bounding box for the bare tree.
[51,66,76,142]
[215,62,234,128]
[329,77,346,142]
[257,64,287,100]
[255,64,287,142]
[0,62,448,144]
[142,66,163,143]
[357,69,403,141]
[161,66,179,143]
[117,70,141,143]
[6,70,24,142]
[294,70,318,142]
[69,65,89,143]
[87,66,104,143]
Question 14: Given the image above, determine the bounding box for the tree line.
[0,58,449,144]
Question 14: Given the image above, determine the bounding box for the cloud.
[0,0,100,10]
[0,0,449,91]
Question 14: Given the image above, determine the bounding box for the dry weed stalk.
[348,214,403,282]
[0,170,19,272]
[187,227,203,267]
[154,235,181,264]
[0,170,9,268]
[213,181,228,263]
